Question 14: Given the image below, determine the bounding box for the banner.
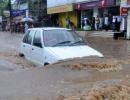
[11,9,26,17]
[47,0,74,8]
[3,11,10,17]
[76,0,99,3]
[47,4,73,14]
[128,0,130,5]
[120,7,128,16]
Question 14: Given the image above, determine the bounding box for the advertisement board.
[3,11,10,18]
[12,9,26,17]
[47,4,73,14]
[19,3,28,10]
[128,0,130,5]
[47,0,100,8]
[47,0,75,8]
[76,0,99,3]
[120,7,128,16]
[0,16,2,23]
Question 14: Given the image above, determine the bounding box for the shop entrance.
[82,9,93,19]
[108,6,120,16]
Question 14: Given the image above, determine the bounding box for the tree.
[0,0,9,16]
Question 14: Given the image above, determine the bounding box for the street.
[0,31,130,100]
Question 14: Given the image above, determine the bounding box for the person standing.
[95,15,100,31]
[104,15,109,31]
[66,18,70,28]
[108,14,112,30]
[112,16,116,32]
[69,20,75,31]
[91,17,95,30]
[115,17,118,32]
[117,16,121,32]
[99,17,103,30]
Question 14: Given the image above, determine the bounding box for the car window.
[23,30,35,44]
[43,30,84,47]
[33,30,42,48]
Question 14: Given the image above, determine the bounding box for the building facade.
[47,0,121,29]
[47,0,77,27]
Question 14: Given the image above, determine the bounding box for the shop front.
[74,0,119,28]
[59,11,78,28]
[47,4,78,28]
[75,0,118,16]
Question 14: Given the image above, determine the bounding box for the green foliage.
[0,0,8,9]
[0,0,9,16]
[29,0,40,16]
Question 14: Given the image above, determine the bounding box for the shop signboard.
[75,0,99,3]
[47,0,75,8]
[11,9,26,17]
[120,7,128,15]
[75,0,115,10]
[3,11,10,18]
[47,0,100,8]
[47,4,73,14]
[105,0,115,6]
[19,3,28,10]
[81,1,100,9]
[128,0,130,5]
[0,16,2,23]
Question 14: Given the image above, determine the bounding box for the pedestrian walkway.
[86,31,114,38]
[77,30,114,38]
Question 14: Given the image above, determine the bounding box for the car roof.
[28,27,71,31]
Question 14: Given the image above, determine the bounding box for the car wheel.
[19,53,24,57]
[44,63,49,66]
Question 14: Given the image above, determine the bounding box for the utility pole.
[9,0,12,33]
[25,0,29,33]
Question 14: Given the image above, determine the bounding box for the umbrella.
[21,18,34,22]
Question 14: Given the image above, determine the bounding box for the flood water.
[54,36,130,100]
[0,32,130,99]
[87,37,130,59]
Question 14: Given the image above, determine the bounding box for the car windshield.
[43,29,85,47]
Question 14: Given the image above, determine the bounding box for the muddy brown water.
[0,32,130,99]
[86,37,130,58]
[52,37,130,99]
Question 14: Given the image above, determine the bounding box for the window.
[23,30,35,44]
[33,31,42,48]
[43,30,84,47]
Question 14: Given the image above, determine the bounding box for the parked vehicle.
[19,28,103,66]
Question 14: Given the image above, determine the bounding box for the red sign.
[77,4,80,10]
[120,7,128,16]
[101,0,105,6]
[128,0,130,5]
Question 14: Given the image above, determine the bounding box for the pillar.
[93,8,99,17]
[127,9,130,39]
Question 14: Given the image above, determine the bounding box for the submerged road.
[0,31,129,100]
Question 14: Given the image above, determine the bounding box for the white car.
[19,28,103,66]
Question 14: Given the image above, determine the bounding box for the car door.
[22,30,35,60]
[31,30,44,66]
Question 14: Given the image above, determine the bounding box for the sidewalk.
[77,30,114,37]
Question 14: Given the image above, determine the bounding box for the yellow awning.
[47,4,73,14]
